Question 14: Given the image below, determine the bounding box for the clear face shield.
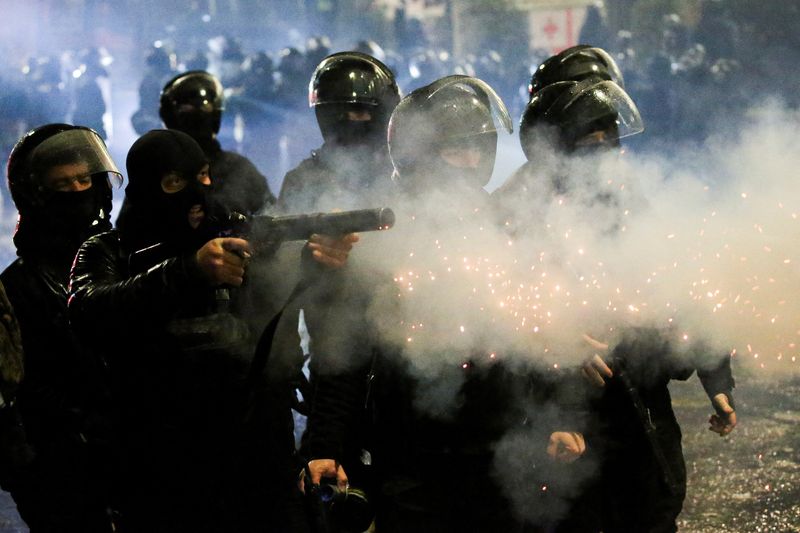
[427,76,513,189]
[566,80,643,142]
[425,75,514,137]
[433,77,512,160]
[30,129,123,193]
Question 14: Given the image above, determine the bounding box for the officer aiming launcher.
[217,207,395,249]
[130,207,395,272]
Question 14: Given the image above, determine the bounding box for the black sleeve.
[68,232,209,342]
[696,354,736,409]
[303,359,370,462]
[300,268,378,462]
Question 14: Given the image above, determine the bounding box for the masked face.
[152,163,211,249]
[174,109,218,142]
[160,164,211,229]
[39,162,111,234]
[317,105,386,148]
[123,129,211,251]
[568,127,622,157]
[17,169,112,268]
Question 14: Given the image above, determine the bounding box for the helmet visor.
[425,75,513,135]
[561,80,643,141]
[31,129,123,188]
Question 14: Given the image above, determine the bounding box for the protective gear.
[528,45,624,99]
[519,76,643,159]
[119,129,210,251]
[159,71,225,139]
[6,124,121,266]
[3,125,119,531]
[159,71,272,216]
[309,51,400,147]
[8,125,120,211]
[387,75,512,189]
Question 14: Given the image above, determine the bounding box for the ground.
[674,371,800,533]
[1,372,798,532]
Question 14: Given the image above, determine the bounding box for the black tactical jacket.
[203,138,275,215]
[68,229,310,530]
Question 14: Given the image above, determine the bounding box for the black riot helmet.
[528,45,624,99]
[388,75,512,192]
[309,51,400,147]
[7,124,122,263]
[519,76,643,160]
[159,70,225,139]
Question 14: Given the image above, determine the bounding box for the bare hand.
[581,334,613,387]
[299,459,349,494]
[709,393,737,436]
[195,237,252,287]
[547,431,586,463]
[582,354,614,387]
[307,233,360,269]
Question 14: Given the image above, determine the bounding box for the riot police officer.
[159,70,274,215]
[498,51,736,532]
[278,51,401,213]
[495,52,642,233]
[2,124,122,532]
[302,76,586,533]
[527,44,625,101]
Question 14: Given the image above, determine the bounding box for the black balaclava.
[118,129,210,252]
[14,177,112,275]
[315,103,388,148]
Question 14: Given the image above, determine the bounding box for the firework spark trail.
[357,104,800,377]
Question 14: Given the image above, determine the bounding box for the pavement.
[674,371,800,533]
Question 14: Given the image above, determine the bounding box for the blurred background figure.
[70,47,112,140]
[131,43,177,136]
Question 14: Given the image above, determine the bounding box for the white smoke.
[345,101,800,390]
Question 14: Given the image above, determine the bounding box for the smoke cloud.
[333,101,800,393]
[272,99,799,524]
